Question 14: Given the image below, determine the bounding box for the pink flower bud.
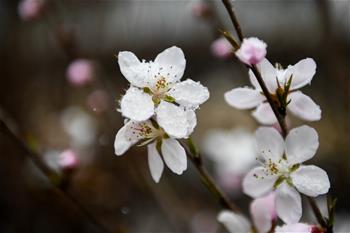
[58,149,79,171]
[192,2,211,18]
[210,38,233,59]
[66,59,94,86]
[18,0,45,21]
[86,89,110,113]
[235,37,267,65]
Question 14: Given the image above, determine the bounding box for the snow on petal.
[287,58,316,90]
[235,37,267,66]
[114,122,139,156]
[285,125,319,164]
[250,192,276,233]
[217,211,251,233]
[243,167,277,198]
[154,46,186,83]
[120,87,155,122]
[156,101,193,138]
[118,51,149,88]
[255,127,284,162]
[225,87,265,109]
[291,165,330,197]
[161,138,187,175]
[276,183,302,224]
[254,58,278,93]
[168,79,209,109]
[275,223,313,233]
[287,91,321,122]
[147,142,164,183]
[252,103,278,125]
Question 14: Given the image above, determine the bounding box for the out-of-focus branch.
[0,119,113,233]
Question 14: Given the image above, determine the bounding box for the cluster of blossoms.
[216,37,330,232]
[114,46,209,182]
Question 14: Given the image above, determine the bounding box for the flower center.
[126,121,163,141]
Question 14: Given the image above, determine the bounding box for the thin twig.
[0,119,112,233]
[307,196,327,228]
[221,0,244,42]
[181,141,240,213]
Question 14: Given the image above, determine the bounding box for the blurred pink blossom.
[66,59,94,86]
[235,37,267,65]
[18,0,45,21]
[192,2,211,18]
[86,89,110,113]
[250,192,277,233]
[58,149,79,171]
[210,38,233,59]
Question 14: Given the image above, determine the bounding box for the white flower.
[225,58,321,124]
[275,223,314,233]
[202,128,256,191]
[114,119,193,182]
[235,37,267,65]
[242,125,330,224]
[118,46,209,126]
[217,211,251,233]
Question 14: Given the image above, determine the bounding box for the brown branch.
[221,0,244,42]
[0,119,113,233]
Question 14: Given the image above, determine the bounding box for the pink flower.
[58,149,79,171]
[66,59,94,86]
[86,89,110,113]
[192,2,211,18]
[235,37,267,65]
[250,192,277,233]
[18,0,45,21]
[210,38,233,59]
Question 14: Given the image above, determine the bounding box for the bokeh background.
[1,0,350,232]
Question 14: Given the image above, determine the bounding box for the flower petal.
[243,166,277,198]
[291,165,330,197]
[275,223,312,233]
[118,51,149,88]
[287,91,321,122]
[154,46,186,83]
[250,192,276,233]
[224,87,265,109]
[286,58,316,90]
[114,122,139,155]
[147,142,164,183]
[161,138,187,175]
[168,79,209,109]
[255,126,284,162]
[285,125,319,164]
[156,101,194,138]
[252,103,278,125]
[120,87,155,122]
[276,183,302,224]
[217,211,251,233]
[251,58,278,93]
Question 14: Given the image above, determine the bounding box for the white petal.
[156,101,194,138]
[291,165,330,197]
[275,223,312,233]
[120,87,155,122]
[114,122,139,155]
[276,183,302,224]
[168,79,209,109]
[161,138,187,175]
[250,193,275,233]
[154,46,186,83]
[288,91,321,122]
[185,108,197,136]
[217,211,251,233]
[285,125,319,164]
[287,58,316,90]
[255,126,284,162]
[252,103,278,125]
[253,58,278,93]
[147,142,164,183]
[118,51,148,88]
[242,166,277,198]
[224,87,265,109]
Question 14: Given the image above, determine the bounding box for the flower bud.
[210,38,233,59]
[66,59,95,87]
[235,37,267,65]
[58,149,79,171]
[18,0,45,21]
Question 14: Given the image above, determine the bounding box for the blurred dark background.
[0,0,350,232]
